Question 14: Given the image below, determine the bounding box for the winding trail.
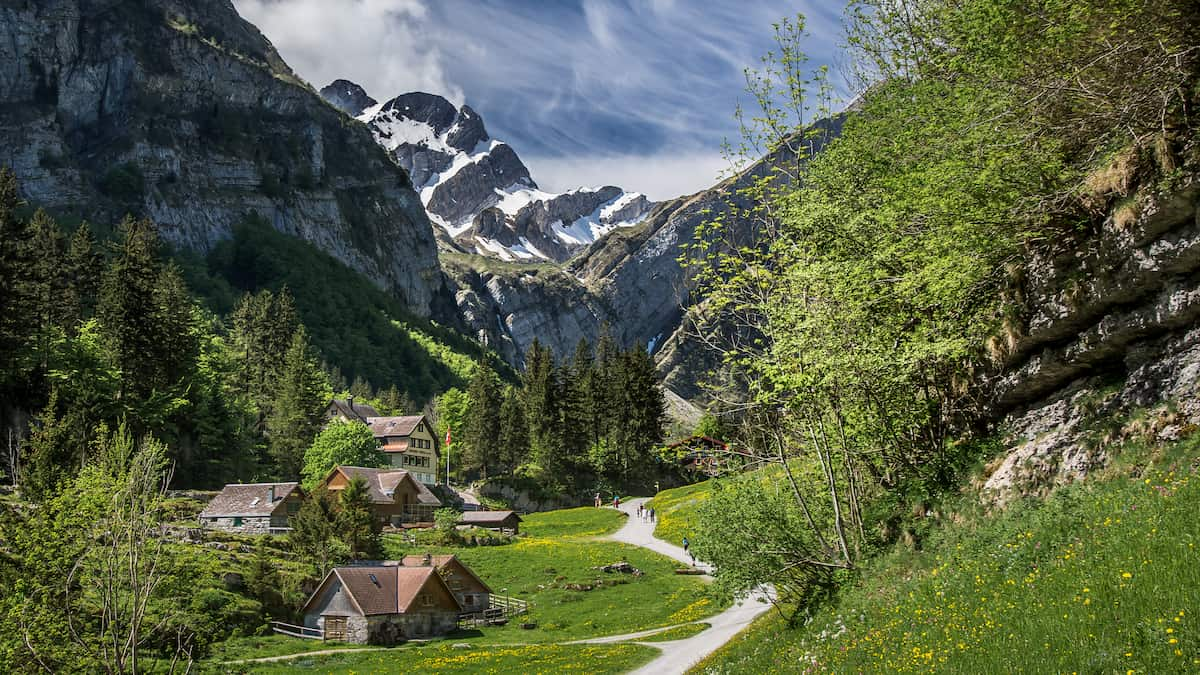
[595,498,774,675]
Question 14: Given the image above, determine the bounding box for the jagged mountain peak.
[320,79,377,117]
[323,81,654,263]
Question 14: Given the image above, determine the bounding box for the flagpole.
[445,427,452,488]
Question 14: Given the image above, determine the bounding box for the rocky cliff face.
[450,120,844,389]
[981,155,1200,504]
[333,82,654,263]
[0,0,445,316]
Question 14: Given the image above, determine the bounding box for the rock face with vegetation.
[982,167,1200,503]
[0,0,444,316]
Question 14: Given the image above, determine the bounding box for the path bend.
[604,498,773,675]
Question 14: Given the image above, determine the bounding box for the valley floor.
[205,502,774,674]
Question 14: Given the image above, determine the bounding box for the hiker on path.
[595,492,602,508]
[637,504,643,519]
[649,507,655,522]
[682,536,690,553]
[613,495,620,508]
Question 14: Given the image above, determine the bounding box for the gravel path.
[601,498,774,675]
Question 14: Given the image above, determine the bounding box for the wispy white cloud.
[232,0,846,200]
[525,152,732,203]
[233,0,464,104]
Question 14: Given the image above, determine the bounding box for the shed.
[459,510,522,534]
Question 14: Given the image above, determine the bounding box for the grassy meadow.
[203,505,719,671]
[648,480,712,547]
[241,643,657,674]
[693,436,1200,674]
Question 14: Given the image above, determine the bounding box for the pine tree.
[63,221,103,326]
[267,327,331,479]
[464,363,501,480]
[21,391,84,502]
[288,492,347,578]
[349,375,374,401]
[0,170,38,390]
[336,476,380,559]
[97,217,166,398]
[497,386,529,472]
[521,340,565,482]
[152,264,199,386]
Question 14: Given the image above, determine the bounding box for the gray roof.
[199,482,300,518]
[328,398,380,422]
[366,415,425,438]
[459,510,521,525]
[334,466,442,507]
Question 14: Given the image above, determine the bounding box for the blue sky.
[234,0,847,200]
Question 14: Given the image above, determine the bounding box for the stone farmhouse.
[301,561,462,644]
[324,396,379,424]
[198,482,303,534]
[320,465,442,526]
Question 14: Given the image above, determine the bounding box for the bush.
[100,163,145,202]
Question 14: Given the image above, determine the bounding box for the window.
[233,517,243,527]
[287,501,300,515]
[422,594,434,607]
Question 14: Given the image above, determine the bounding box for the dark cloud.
[234,0,844,200]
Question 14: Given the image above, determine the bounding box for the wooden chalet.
[301,563,461,644]
[320,465,441,526]
[459,510,522,534]
[198,482,303,534]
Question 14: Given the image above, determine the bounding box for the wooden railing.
[457,594,529,628]
[490,594,528,616]
[270,620,324,640]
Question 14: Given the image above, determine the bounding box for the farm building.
[320,465,442,526]
[301,563,462,644]
[198,482,303,534]
[459,510,522,534]
[401,554,492,613]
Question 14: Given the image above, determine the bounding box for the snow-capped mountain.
[322,82,654,263]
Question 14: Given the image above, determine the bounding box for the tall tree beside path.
[464,362,501,480]
[266,326,332,479]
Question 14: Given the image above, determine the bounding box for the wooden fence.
[458,594,529,628]
[270,620,324,640]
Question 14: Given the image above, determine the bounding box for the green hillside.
[689,434,1200,673]
[179,217,509,402]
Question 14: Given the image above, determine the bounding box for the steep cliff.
[0,0,444,316]
[982,147,1200,503]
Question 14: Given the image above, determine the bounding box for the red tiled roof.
[399,554,492,594]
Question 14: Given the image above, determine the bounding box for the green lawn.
[693,437,1200,674]
[383,535,721,644]
[239,643,658,674]
[519,506,626,539]
[203,634,369,663]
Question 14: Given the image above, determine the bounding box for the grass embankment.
[694,437,1200,674]
[649,480,712,547]
[243,643,657,674]
[638,622,712,643]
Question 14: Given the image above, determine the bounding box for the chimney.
[268,485,275,502]
[347,394,355,413]
[423,553,432,566]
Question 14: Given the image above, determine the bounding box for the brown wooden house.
[320,466,442,526]
[301,563,461,644]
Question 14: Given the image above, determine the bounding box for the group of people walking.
[635,502,656,523]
